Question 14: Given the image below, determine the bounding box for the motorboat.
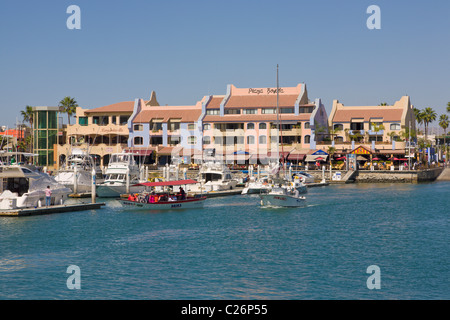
[187,161,238,193]
[242,175,307,195]
[96,152,146,198]
[119,179,206,210]
[54,148,104,193]
[293,171,315,184]
[259,185,306,207]
[0,164,72,209]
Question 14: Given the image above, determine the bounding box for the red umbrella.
[315,157,325,161]
[372,157,380,161]
[399,158,408,161]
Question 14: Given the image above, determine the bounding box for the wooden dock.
[0,202,106,217]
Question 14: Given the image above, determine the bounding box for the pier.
[0,202,106,217]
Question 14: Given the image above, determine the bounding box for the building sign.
[351,146,371,155]
[248,88,285,95]
[312,149,328,156]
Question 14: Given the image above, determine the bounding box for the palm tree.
[20,105,34,153]
[421,107,437,142]
[439,114,449,160]
[58,96,78,125]
[371,122,385,144]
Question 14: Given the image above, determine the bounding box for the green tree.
[58,96,78,125]
[370,122,385,144]
[421,107,437,142]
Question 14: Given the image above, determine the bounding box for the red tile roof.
[203,113,311,122]
[333,109,404,122]
[133,107,202,123]
[85,101,136,114]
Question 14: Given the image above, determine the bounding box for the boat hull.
[260,194,305,207]
[119,197,206,210]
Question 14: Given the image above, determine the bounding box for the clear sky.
[1,0,449,128]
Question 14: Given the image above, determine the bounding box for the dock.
[0,202,106,217]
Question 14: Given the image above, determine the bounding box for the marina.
[0,181,448,299]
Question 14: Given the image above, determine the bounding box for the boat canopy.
[132,179,198,187]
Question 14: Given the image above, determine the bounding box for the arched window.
[247,123,255,130]
[259,123,267,130]
[134,136,143,145]
[304,135,311,144]
[390,123,401,130]
[247,135,255,144]
[304,122,310,129]
[334,136,344,143]
[333,124,343,131]
[259,135,266,144]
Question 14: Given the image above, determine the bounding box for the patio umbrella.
[336,156,346,160]
[315,157,325,161]
[372,157,380,161]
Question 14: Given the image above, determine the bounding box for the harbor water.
[0,182,449,299]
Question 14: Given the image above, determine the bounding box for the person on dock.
[45,186,52,206]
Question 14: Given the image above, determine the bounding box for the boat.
[0,164,72,209]
[96,152,146,198]
[242,174,307,195]
[259,185,306,207]
[293,171,315,184]
[119,179,206,210]
[187,161,238,193]
[54,148,104,193]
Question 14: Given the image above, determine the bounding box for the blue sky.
[1,0,449,128]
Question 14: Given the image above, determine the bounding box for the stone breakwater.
[355,168,444,183]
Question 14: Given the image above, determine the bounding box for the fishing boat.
[259,185,306,207]
[119,179,206,210]
[96,152,145,198]
[54,148,104,193]
[0,164,72,209]
[187,161,238,192]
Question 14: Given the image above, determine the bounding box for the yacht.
[187,161,238,193]
[96,153,146,198]
[54,148,104,193]
[242,175,307,195]
[0,164,72,209]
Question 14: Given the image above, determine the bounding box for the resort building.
[325,96,416,164]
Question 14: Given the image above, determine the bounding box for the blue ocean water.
[0,182,449,300]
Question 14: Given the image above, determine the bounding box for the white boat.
[259,185,306,207]
[96,153,145,198]
[0,164,72,209]
[293,171,315,184]
[119,179,206,210]
[54,148,104,193]
[187,161,238,192]
[242,175,307,195]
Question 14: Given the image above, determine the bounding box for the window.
[214,136,223,145]
[134,124,143,131]
[79,117,88,126]
[261,108,276,114]
[206,109,220,115]
[333,124,343,131]
[203,136,211,144]
[243,109,257,114]
[259,123,267,130]
[169,136,181,145]
[304,135,311,144]
[390,123,401,130]
[351,122,364,130]
[247,123,255,130]
[203,123,211,130]
[259,135,266,144]
[299,107,313,113]
[188,136,197,145]
[119,116,129,125]
[111,116,117,125]
[169,122,180,131]
[225,109,240,114]
[188,123,196,130]
[134,137,143,145]
[334,136,344,143]
[304,122,310,129]
[247,135,255,144]
[280,108,294,114]
[151,122,162,131]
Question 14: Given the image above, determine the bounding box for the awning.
[287,153,305,161]
[133,179,198,187]
[305,155,329,162]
